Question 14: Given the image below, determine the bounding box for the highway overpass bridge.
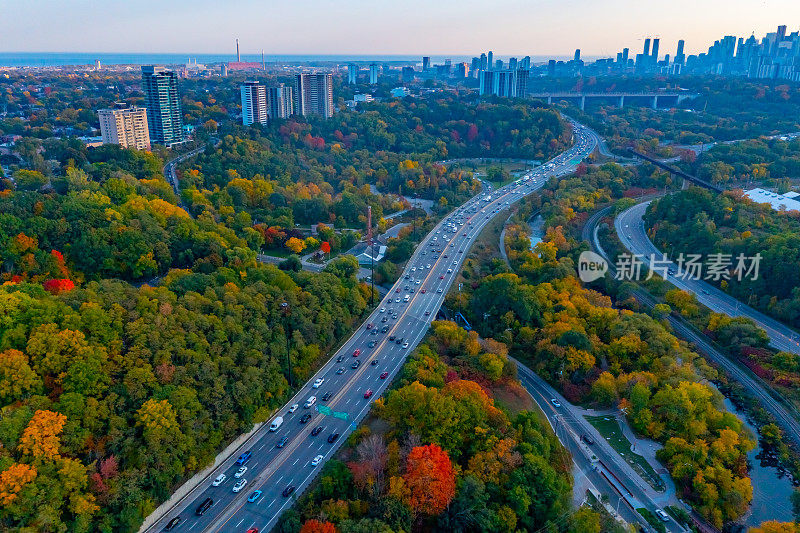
[529,91,700,110]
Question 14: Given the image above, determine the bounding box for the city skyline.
[3,0,800,57]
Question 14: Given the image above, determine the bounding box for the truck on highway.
[269,416,284,431]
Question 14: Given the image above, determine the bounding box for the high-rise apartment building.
[98,105,150,150]
[369,63,379,84]
[652,38,660,60]
[267,84,294,119]
[487,51,494,70]
[402,66,415,82]
[422,56,430,71]
[479,69,528,98]
[348,63,357,84]
[675,40,686,65]
[240,80,268,126]
[479,53,487,71]
[141,66,184,146]
[295,73,334,118]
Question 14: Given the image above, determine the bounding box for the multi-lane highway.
[145,120,598,533]
[616,201,800,356]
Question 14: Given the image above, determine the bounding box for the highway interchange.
[147,120,600,533]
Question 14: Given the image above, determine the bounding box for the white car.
[234,466,247,478]
[311,454,324,466]
[313,378,324,389]
[288,403,299,413]
[212,474,226,486]
[232,479,247,493]
[402,342,409,349]
[379,307,386,313]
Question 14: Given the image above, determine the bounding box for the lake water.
[722,397,796,529]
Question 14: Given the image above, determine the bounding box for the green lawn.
[585,415,666,492]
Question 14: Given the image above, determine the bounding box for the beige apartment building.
[98,106,151,150]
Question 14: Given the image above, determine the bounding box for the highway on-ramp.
[145,120,598,533]
[616,201,800,356]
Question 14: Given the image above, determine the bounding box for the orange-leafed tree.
[299,519,337,533]
[18,409,67,460]
[749,522,800,533]
[0,463,37,505]
[285,237,306,254]
[403,444,456,515]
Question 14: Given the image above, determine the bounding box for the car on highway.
[304,396,316,408]
[364,389,373,398]
[424,310,430,316]
[655,509,670,522]
[582,434,594,445]
[288,403,299,413]
[246,528,258,533]
[327,433,340,443]
[234,466,247,478]
[313,378,324,388]
[437,288,443,293]
[232,478,247,492]
[439,275,444,279]
[380,371,389,379]
[395,337,403,344]
[321,391,332,401]
[337,355,344,363]
[164,516,182,531]
[212,474,226,486]
[351,360,361,369]
[370,359,378,366]
[195,497,213,516]
[300,413,312,424]
[366,323,373,329]
[402,342,409,349]
[388,334,395,341]
[276,436,289,448]
[379,307,386,313]
[311,425,323,436]
[550,398,561,408]
[282,485,296,497]
[336,367,345,374]
[311,454,324,466]
[236,450,252,465]
[353,349,361,357]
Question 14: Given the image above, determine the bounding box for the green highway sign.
[332,411,349,420]
[317,405,332,415]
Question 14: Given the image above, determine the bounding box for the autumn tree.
[0,463,37,505]
[0,349,42,403]
[403,444,456,515]
[18,409,67,460]
[299,519,337,533]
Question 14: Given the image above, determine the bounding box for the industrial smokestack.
[236,38,240,62]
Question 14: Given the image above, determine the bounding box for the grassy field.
[585,415,666,492]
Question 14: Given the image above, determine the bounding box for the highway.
[616,201,800,356]
[513,360,685,533]
[145,119,598,533]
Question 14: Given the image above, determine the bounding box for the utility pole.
[281,302,293,388]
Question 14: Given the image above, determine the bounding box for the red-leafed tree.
[320,241,331,255]
[42,278,75,294]
[299,519,337,533]
[403,443,456,515]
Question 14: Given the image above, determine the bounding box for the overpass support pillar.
[618,95,625,108]
[652,95,658,110]
[547,96,552,105]
[580,95,585,111]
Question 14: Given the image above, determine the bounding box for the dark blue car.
[236,450,252,466]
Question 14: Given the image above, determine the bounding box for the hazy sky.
[2,0,799,57]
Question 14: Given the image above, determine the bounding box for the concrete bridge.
[528,91,700,110]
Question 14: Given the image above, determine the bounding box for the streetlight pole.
[280,302,293,388]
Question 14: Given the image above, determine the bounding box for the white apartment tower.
[241,80,268,125]
[98,106,151,150]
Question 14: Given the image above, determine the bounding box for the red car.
[364,389,374,398]
[353,349,361,357]
[395,288,401,293]
[439,275,444,279]
[366,323,373,330]
[247,529,258,533]
[421,289,426,294]
[380,372,389,379]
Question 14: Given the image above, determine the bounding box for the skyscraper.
[98,105,150,150]
[652,38,660,60]
[422,56,430,71]
[240,80,268,126]
[521,56,531,69]
[267,84,294,119]
[348,63,357,84]
[369,63,379,84]
[141,66,184,146]
[295,73,334,118]
[479,53,487,71]
[574,49,581,62]
[675,40,686,65]
[487,51,494,70]
[471,57,480,76]
[402,66,415,82]
[455,62,468,78]
[508,57,518,70]
[643,38,651,56]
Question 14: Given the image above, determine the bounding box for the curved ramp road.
[616,201,800,356]
[145,120,598,533]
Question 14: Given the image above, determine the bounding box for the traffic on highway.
[146,120,598,533]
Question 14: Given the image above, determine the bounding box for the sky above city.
[2,0,800,57]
